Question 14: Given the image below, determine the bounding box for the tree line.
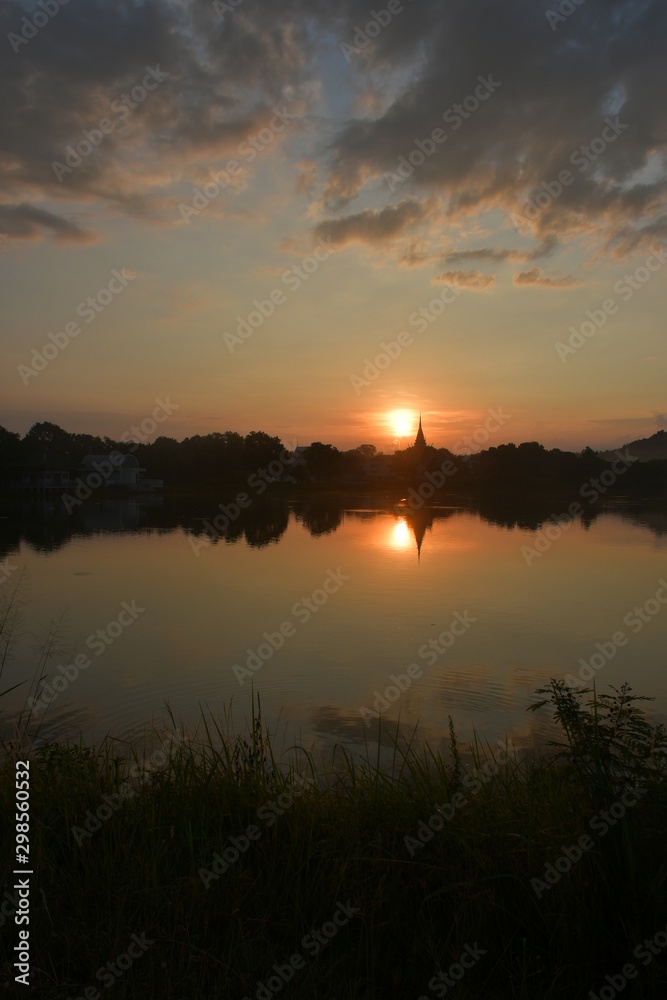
[1,421,666,499]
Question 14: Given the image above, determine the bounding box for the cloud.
[401,244,514,268]
[317,0,667,262]
[312,198,431,247]
[586,415,667,431]
[0,0,665,261]
[400,236,559,271]
[0,0,313,242]
[600,216,667,261]
[440,237,559,265]
[295,158,318,196]
[433,269,495,290]
[0,203,95,244]
[513,267,582,289]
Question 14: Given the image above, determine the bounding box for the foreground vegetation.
[1,683,667,999]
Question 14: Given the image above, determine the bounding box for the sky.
[1,0,665,454]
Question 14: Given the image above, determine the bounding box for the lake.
[1,494,666,764]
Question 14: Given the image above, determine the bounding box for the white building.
[81,454,163,490]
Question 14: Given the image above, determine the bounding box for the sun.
[387,409,414,438]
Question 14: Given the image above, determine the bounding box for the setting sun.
[387,410,415,439]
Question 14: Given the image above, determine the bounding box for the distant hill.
[599,429,667,463]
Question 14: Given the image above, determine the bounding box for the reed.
[1,682,666,999]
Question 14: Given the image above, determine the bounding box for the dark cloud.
[0,0,316,240]
[316,0,667,262]
[312,198,431,246]
[1,0,665,259]
[513,267,582,289]
[399,236,559,270]
[0,202,94,243]
[440,237,559,265]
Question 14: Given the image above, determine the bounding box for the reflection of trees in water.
[0,494,292,554]
[475,498,667,535]
[242,505,289,548]
[475,497,596,533]
[2,520,70,556]
[0,496,149,557]
[612,506,667,538]
[294,498,344,536]
[1,492,666,556]
[187,501,290,549]
[0,498,88,556]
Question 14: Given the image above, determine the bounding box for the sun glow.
[389,518,412,550]
[387,409,415,438]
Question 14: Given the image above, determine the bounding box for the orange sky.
[1,0,665,453]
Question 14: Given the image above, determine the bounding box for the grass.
[1,682,667,999]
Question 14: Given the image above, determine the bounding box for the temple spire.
[414,412,427,453]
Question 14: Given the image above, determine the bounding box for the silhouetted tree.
[23,421,72,453]
[303,442,341,482]
[244,431,284,471]
[0,426,21,478]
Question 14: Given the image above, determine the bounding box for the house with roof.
[80,454,163,491]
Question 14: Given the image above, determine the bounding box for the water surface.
[1,495,666,761]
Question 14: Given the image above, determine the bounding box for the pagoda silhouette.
[413,413,427,461]
[397,413,436,562]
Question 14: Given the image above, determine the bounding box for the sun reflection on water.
[389,518,412,550]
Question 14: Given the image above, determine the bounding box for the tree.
[304,442,341,482]
[23,421,72,452]
[244,431,283,470]
[0,425,21,476]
